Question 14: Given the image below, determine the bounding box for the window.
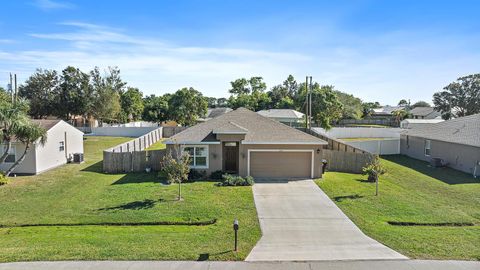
[424,139,431,156]
[182,145,208,168]
[59,141,65,151]
[5,145,15,163]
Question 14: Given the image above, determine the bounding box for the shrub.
[219,174,254,186]
[0,173,9,186]
[188,169,206,181]
[210,170,226,180]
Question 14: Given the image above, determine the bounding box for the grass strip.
[387,221,475,227]
[0,219,217,228]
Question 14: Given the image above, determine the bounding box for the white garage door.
[249,151,312,179]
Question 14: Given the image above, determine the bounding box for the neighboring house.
[0,120,84,175]
[167,108,327,179]
[400,114,480,175]
[400,119,444,129]
[197,107,233,122]
[408,107,442,119]
[371,105,405,118]
[256,109,305,126]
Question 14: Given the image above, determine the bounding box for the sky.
[1,0,479,105]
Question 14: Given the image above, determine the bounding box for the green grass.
[340,137,397,141]
[316,155,480,260]
[0,136,260,262]
[146,139,166,150]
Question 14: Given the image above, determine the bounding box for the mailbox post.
[233,219,239,252]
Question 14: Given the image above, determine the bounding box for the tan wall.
[400,134,480,174]
[165,143,223,176]
[167,143,324,178]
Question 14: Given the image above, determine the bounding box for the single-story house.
[167,108,327,179]
[408,107,442,119]
[256,109,305,126]
[400,119,444,129]
[400,114,480,175]
[197,107,233,122]
[371,105,405,118]
[0,120,84,175]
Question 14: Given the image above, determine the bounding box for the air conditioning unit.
[73,153,84,163]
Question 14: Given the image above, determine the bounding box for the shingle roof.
[212,121,248,134]
[32,119,61,130]
[406,114,480,147]
[409,107,441,117]
[257,109,304,119]
[169,108,327,144]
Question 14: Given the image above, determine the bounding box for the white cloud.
[3,22,309,97]
[2,21,480,104]
[32,0,75,11]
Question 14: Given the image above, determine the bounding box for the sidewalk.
[0,260,478,270]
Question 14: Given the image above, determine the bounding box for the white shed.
[0,120,84,175]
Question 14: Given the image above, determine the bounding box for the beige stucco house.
[400,114,480,176]
[0,120,84,175]
[166,108,327,179]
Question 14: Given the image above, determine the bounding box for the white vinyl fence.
[343,139,400,155]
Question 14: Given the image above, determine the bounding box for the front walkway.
[246,179,407,261]
[1,260,479,270]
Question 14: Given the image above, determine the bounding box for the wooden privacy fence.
[300,128,374,173]
[103,127,165,173]
[103,149,166,173]
[322,149,373,173]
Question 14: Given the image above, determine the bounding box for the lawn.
[146,139,166,150]
[316,155,480,260]
[0,136,260,262]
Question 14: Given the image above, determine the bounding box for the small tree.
[362,155,386,196]
[161,146,190,201]
[5,123,47,176]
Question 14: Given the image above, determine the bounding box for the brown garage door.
[250,151,311,179]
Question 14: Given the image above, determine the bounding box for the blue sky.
[1,0,479,105]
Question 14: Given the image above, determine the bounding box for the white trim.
[242,141,327,145]
[247,149,315,178]
[165,141,220,145]
[181,145,209,169]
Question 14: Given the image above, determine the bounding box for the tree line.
[9,66,480,128]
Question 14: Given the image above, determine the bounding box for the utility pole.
[309,76,312,131]
[305,76,309,129]
[14,74,17,104]
[9,73,13,103]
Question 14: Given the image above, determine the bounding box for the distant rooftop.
[409,107,441,118]
[257,109,305,119]
[372,106,405,115]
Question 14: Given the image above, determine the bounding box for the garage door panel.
[250,151,311,178]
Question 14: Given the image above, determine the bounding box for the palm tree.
[5,122,47,176]
[392,109,408,125]
[0,100,30,164]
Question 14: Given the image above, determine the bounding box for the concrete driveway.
[246,179,407,261]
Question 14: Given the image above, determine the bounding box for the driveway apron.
[246,179,407,261]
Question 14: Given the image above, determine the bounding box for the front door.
[223,142,239,173]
